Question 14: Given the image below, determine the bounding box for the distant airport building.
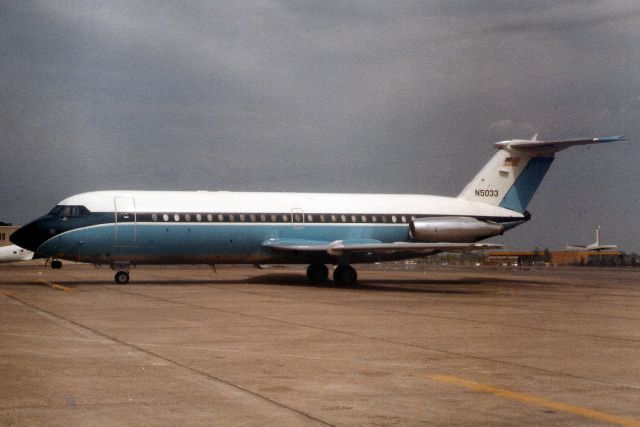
[0,224,19,247]
[487,250,623,266]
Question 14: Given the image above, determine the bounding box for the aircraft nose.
[10,220,50,252]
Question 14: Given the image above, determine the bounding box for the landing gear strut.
[306,263,329,282]
[114,271,130,285]
[333,265,357,286]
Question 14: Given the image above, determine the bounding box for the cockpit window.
[49,205,90,217]
[48,206,63,216]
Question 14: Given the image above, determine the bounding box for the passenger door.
[114,196,137,246]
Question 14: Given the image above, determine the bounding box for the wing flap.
[327,241,502,255]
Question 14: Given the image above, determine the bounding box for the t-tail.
[458,136,626,213]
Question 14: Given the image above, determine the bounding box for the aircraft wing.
[262,238,501,256]
[566,244,618,252]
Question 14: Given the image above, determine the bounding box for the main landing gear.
[49,260,63,269]
[114,271,130,285]
[306,263,357,286]
[307,263,329,282]
[333,265,357,286]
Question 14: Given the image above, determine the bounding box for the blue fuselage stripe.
[38,222,410,262]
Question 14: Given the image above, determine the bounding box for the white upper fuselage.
[61,190,523,219]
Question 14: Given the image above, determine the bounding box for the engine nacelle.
[409,216,504,243]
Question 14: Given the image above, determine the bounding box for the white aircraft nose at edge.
[0,244,34,263]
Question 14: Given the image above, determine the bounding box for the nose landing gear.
[112,261,131,285]
[114,271,130,285]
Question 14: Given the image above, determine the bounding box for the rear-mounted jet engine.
[409,217,504,243]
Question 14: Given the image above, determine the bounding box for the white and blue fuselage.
[11,135,625,284]
[15,190,522,266]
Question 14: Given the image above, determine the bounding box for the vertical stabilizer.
[458,136,625,213]
[458,148,554,212]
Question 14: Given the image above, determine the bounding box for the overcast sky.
[1,1,639,251]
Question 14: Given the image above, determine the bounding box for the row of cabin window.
[147,213,416,224]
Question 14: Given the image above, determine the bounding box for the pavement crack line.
[3,293,334,427]
[109,286,640,391]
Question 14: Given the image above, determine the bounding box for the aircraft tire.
[51,260,63,269]
[333,265,357,286]
[306,263,329,282]
[115,271,130,285]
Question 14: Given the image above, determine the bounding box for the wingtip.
[596,135,627,143]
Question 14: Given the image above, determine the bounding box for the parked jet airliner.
[11,136,626,285]
[566,226,618,252]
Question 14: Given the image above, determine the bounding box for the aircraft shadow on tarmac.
[8,272,547,294]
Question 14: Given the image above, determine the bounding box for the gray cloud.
[1,1,639,251]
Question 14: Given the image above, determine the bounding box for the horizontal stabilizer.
[494,136,626,153]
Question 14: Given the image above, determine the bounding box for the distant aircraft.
[566,226,618,252]
[0,244,34,263]
[11,136,626,285]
